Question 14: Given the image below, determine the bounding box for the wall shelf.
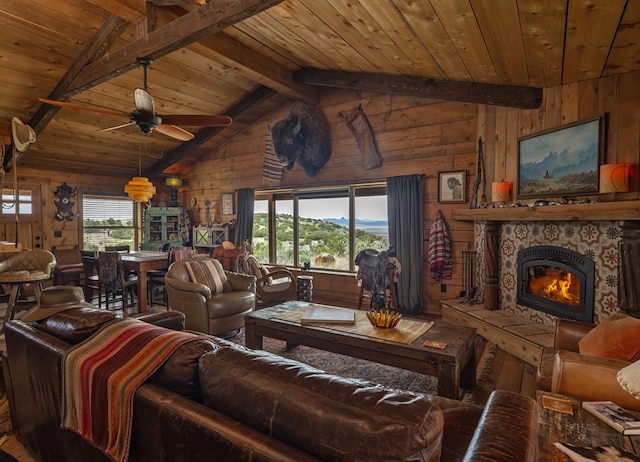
[452,200,640,222]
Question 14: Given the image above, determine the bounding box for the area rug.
[229,332,496,403]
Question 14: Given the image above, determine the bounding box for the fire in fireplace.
[517,245,594,322]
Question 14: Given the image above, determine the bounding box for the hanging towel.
[428,209,453,280]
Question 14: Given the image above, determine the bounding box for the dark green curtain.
[234,188,255,246]
[387,174,424,314]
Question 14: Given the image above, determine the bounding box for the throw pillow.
[578,313,640,362]
[185,259,230,293]
[617,359,640,401]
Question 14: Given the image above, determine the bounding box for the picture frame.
[517,115,605,199]
[438,170,467,203]
[221,192,234,215]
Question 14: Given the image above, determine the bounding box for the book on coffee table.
[301,306,356,325]
[582,401,640,435]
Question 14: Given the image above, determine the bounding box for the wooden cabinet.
[142,207,183,250]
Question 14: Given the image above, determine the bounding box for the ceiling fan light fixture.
[125,176,156,202]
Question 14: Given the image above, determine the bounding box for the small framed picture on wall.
[221,192,234,215]
[438,170,466,203]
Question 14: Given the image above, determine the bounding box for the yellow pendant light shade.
[125,176,156,202]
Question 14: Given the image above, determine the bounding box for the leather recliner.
[165,257,256,336]
[536,317,640,411]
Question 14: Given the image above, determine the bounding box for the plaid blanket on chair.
[61,318,201,462]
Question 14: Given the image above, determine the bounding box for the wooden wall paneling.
[560,81,580,125]
[577,79,599,117]
[616,72,640,166]
[504,107,519,185]
[493,107,508,182]
[543,85,563,129]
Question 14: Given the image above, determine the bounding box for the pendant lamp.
[125,148,156,202]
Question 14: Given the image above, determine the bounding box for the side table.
[296,275,313,302]
[537,391,640,461]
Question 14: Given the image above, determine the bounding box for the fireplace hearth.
[517,245,594,322]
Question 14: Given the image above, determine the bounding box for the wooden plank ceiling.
[0,0,638,180]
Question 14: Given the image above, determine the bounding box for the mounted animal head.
[271,102,332,177]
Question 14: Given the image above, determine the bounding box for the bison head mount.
[271,102,332,177]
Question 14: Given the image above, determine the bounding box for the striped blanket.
[61,318,201,462]
[428,209,453,280]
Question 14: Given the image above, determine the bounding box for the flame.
[527,267,580,307]
[543,273,573,301]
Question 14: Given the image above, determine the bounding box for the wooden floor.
[0,293,538,461]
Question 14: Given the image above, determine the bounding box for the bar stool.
[0,250,56,331]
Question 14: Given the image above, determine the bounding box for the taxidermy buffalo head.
[271,102,332,177]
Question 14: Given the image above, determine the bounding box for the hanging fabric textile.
[179,208,192,246]
[428,209,453,280]
[262,124,283,184]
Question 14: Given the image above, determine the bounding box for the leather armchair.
[537,318,640,411]
[165,257,256,336]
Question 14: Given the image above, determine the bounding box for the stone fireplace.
[516,245,594,322]
[474,219,622,326]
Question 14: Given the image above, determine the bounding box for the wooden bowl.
[366,309,402,328]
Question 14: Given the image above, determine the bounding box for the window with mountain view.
[253,184,388,272]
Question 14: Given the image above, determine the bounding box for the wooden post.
[618,221,640,314]
[483,221,499,309]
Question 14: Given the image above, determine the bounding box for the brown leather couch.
[4,309,538,462]
[537,318,640,411]
[164,256,256,336]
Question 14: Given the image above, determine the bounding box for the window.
[83,195,135,251]
[1,188,33,215]
[253,184,388,272]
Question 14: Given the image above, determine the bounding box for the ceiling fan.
[39,57,232,141]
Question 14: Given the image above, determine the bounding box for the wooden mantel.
[452,200,640,222]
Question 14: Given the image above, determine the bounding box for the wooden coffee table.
[244,301,477,399]
[538,391,640,461]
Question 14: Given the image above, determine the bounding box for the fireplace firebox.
[517,245,594,322]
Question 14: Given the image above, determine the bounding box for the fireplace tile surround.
[474,220,622,326]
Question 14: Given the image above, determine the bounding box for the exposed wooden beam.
[144,85,276,177]
[294,68,543,109]
[160,6,318,104]
[85,0,147,24]
[197,33,318,103]
[29,15,129,135]
[66,0,284,96]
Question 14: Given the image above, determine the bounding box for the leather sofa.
[537,317,640,411]
[164,256,256,336]
[4,308,538,462]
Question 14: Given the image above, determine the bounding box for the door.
[0,183,43,250]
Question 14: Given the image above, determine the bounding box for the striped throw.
[62,318,201,462]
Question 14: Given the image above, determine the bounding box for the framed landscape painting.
[517,115,605,199]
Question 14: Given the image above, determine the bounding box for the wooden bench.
[442,299,554,366]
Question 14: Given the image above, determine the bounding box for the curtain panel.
[234,188,255,246]
[387,175,424,313]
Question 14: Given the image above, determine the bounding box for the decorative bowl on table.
[366,309,402,328]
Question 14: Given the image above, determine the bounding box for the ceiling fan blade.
[161,114,233,127]
[155,124,195,141]
[38,98,129,118]
[134,88,155,115]
[97,122,136,133]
